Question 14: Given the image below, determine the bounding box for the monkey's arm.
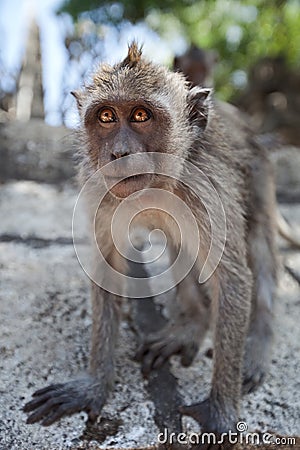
[136,267,211,372]
[181,262,252,434]
[24,285,120,426]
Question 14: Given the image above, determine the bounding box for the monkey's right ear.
[71,90,83,109]
[187,87,212,130]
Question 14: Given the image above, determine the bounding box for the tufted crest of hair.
[120,41,143,68]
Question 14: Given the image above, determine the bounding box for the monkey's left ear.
[71,90,83,109]
[187,87,212,130]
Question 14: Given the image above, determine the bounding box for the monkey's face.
[82,98,174,198]
[73,44,212,197]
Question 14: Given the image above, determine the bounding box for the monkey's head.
[174,45,218,87]
[73,42,212,198]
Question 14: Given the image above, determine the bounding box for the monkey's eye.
[131,107,152,123]
[98,108,116,123]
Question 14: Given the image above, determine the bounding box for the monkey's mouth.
[104,173,147,185]
[105,173,152,198]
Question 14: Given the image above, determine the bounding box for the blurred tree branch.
[59,0,300,102]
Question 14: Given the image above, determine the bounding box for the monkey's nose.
[111,148,130,159]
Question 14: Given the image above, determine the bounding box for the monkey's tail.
[277,209,300,248]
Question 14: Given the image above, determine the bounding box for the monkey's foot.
[242,335,271,394]
[135,320,203,375]
[23,376,107,426]
[180,398,236,449]
[242,358,268,395]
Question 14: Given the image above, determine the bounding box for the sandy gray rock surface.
[0,162,300,448]
[0,120,75,184]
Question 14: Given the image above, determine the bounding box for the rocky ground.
[0,121,299,449]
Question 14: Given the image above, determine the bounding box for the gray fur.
[24,43,277,436]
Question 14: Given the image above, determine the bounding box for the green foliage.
[60,0,300,101]
[59,0,101,18]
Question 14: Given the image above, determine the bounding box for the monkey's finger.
[180,343,198,367]
[242,371,265,395]
[32,383,65,397]
[141,341,167,374]
[179,400,209,424]
[141,332,165,345]
[41,402,82,426]
[42,396,104,426]
[136,340,163,362]
[23,393,53,412]
[135,336,165,361]
[152,355,167,370]
[26,395,71,424]
[24,386,70,412]
[86,399,104,423]
[142,340,181,373]
[134,343,148,361]
[153,340,181,369]
[151,342,182,369]
[87,408,100,424]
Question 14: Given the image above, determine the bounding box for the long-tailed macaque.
[174,44,217,87]
[24,43,277,439]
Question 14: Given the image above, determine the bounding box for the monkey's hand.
[23,376,108,426]
[135,319,203,374]
[180,398,237,449]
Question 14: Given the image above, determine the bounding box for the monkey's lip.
[104,173,149,186]
[105,174,152,198]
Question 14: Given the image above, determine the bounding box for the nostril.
[111,149,130,159]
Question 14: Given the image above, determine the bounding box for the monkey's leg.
[181,263,252,434]
[24,284,120,426]
[242,154,277,394]
[136,269,211,374]
[242,227,277,394]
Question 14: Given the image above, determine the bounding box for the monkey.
[23,43,277,439]
[174,44,218,88]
